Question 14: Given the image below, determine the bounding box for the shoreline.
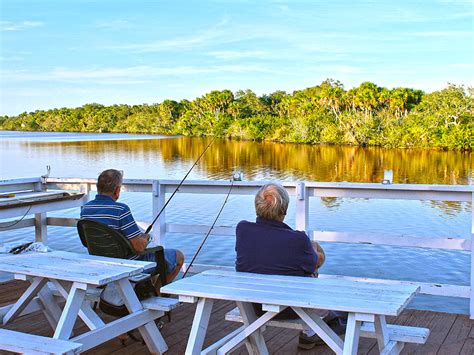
[1,130,472,152]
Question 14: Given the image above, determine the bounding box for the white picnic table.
[161,269,424,355]
[0,251,170,354]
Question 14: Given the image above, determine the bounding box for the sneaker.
[297,317,347,349]
[298,332,325,349]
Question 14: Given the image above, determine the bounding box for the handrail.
[42,177,474,192]
[1,177,473,317]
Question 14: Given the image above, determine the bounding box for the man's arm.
[312,241,325,269]
[129,233,150,253]
[118,204,146,252]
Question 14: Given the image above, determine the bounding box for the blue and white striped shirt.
[80,194,141,240]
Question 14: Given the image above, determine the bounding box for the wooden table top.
[161,269,420,316]
[0,251,155,286]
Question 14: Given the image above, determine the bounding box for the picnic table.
[161,269,429,355]
[0,251,175,354]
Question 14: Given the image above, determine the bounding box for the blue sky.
[1,0,473,116]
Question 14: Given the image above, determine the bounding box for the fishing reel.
[232,171,243,181]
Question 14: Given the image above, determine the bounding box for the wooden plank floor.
[1,280,473,354]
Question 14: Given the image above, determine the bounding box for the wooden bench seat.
[0,329,82,354]
[359,322,429,344]
[225,307,429,345]
[0,286,180,324]
[76,284,180,312]
[141,296,180,311]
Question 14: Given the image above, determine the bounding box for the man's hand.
[130,233,151,253]
[312,241,326,269]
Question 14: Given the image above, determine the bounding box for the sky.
[0,0,473,116]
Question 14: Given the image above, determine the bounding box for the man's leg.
[165,249,184,283]
[137,248,183,278]
[136,223,184,282]
[298,309,348,350]
[301,309,330,336]
[300,244,346,348]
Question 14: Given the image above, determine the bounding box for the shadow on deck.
[1,280,473,355]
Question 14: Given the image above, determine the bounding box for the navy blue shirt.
[235,217,318,276]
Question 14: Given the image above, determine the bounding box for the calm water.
[0,131,472,314]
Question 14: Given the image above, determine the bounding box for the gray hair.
[97,169,123,194]
[255,183,289,220]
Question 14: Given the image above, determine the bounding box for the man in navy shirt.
[236,183,325,277]
[236,183,344,349]
[81,169,184,283]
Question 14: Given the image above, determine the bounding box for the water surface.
[0,131,472,314]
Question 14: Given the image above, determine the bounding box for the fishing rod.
[144,137,216,235]
[182,176,237,278]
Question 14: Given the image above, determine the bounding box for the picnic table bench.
[161,269,429,355]
[225,308,429,345]
[0,329,82,354]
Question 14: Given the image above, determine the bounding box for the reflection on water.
[4,133,472,185]
[0,131,473,314]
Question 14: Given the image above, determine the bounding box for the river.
[0,131,472,314]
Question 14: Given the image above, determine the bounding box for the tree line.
[1,80,472,150]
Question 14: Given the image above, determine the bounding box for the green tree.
[261,90,287,116]
[0,82,471,150]
[235,89,268,117]
[351,82,381,115]
[318,79,345,119]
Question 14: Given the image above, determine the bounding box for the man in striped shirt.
[80,169,184,283]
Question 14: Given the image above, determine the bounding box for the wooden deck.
[0,280,473,354]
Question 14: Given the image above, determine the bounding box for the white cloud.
[94,20,131,30]
[448,63,474,69]
[100,20,382,58]
[1,21,44,31]
[107,33,217,52]
[372,5,473,23]
[106,17,231,53]
[277,4,290,14]
[410,31,472,37]
[0,56,24,62]
[208,50,269,60]
[437,0,474,5]
[1,64,275,85]
[315,65,363,75]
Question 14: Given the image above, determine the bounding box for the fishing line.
[0,205,32,229]
[182,177,235,278]
[145,137,216,235]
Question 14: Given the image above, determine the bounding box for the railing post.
[34,179,47,243]
[151,180,166,245]
[470,192,474,319]
[34,213,47,243]
[79,183,91,204]
[34,179,46,192]
[295,182,308,232]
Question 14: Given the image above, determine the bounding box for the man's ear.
[113,186,121,199]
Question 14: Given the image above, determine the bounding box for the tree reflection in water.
[34,136,472,185]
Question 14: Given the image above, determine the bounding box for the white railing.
[1,177,473,318]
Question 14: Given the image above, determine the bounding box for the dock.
[0,279,473,354]
[1,177,473,353]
